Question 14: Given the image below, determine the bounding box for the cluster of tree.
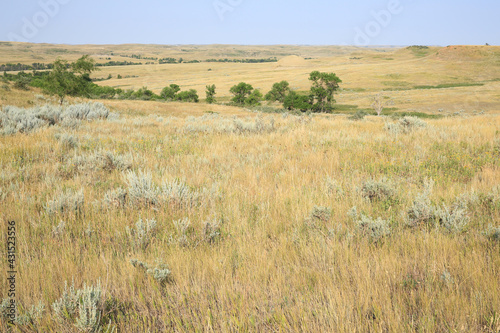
[95,61,143,67]
[229,71,341,112]
[159,58,182,64]
[229,83,263,106]
[157,58,278,65]
[120,54,158,60]
[264,71,342,112]
[0,63,54,72]
[160,84,199,102]
[205,57,277,63]
[3,56,341,112]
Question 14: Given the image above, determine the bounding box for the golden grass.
[0,101,499,331]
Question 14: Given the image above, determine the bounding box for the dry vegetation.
[0,43,500,332]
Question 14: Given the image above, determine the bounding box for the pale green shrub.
[483,224,500,241]
[15,302,45,327]
[361,177,396,201]
[126,218,158,250]
[123,170,159,206]
[356,214,391,241]
[46,189,84,215]
[130,259,173,285]
[52,280,103,332]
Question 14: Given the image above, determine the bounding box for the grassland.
[0,43,500,332]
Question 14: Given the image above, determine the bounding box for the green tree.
[161,84,180,100]
[283,91,311,111]
[265,80,290,103]
[13,76,30,90]
[43,55,98,105]
[176,89,199,103]
[133,87,155,100]
[230,82,254,105]
[206,84,216,104]
[308,71,341,112]
[246,89,263,106]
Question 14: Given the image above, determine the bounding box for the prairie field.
[0,43,500,332]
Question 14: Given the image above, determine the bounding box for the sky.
[0,0,499,46]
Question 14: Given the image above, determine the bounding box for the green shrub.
[176,89,199,103]
[349,110,369,121]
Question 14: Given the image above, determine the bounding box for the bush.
[0,105,47,134]
[356,214,391,241]
[349,110,369,121]
[103,187,127,208]
[126,217,158,250]
[52,280,103,332]
[406,187,435,227]
[483,224,500,241]
[123,170,159,206]
[63,102,110,120]
[310,206,332,222]
[0,102,110,135]
[386,116,427,134]
[361,177,396,201]
[161,179,200,208]
[57,133,79,150]
[435,198,469,233]
[202,216,222,243]
[14,76,30,90]
[14,301,45,327]
[46,189,84,215]
[130,259,173,285]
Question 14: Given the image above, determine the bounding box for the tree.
[43,55,98,105]
[265,80,290,103]
[230,82,254,105]
[176,89,199,103]
[308,71,341,112]
[283,91,311,111]
[245,89,263,106]
[161,84,180,100]
[133,87,155,100]
[206,84,216,104]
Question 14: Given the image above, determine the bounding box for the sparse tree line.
[0,57,278,72]
[0,63,54,72]
[0,61,145,72]
[3,55,342,112]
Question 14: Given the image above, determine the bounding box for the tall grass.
[1,105,499,332]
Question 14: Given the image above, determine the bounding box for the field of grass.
[1,43,500,332]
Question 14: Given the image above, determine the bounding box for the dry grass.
[1,100,499,331]
[0,43,500,332]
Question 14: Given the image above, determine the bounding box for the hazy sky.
[1,0,498,46]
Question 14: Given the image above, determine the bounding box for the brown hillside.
[435,45,500,61]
